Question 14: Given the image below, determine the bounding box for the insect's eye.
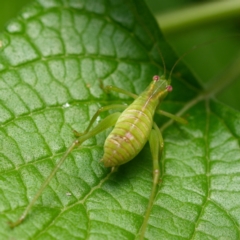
[152,75,160,81]
[166,85,173,92]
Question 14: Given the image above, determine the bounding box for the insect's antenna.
[159,48,166,78]
[169,34,240,80]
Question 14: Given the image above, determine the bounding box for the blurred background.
[0,0,239,110]
[147,0,240,111]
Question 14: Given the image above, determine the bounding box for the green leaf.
[0,0,239,240]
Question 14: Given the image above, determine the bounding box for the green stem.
[156,0,240,35]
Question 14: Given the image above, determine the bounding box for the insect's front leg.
[99,79,138,99]
[138,122,163,240]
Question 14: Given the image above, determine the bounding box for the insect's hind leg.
[100,79,138,99]
[139,122,163,240]
[74,104,127,137]
[8,112,122,228]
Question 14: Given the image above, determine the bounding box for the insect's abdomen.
[101,94,158,167]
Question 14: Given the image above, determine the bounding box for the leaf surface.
[0,0,239,240]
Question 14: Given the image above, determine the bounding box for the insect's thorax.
[101,78,170,168]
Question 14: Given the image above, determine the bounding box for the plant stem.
[156,0,240,35]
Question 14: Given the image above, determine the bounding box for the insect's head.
[146,75,172,102]
[150,75,172,100]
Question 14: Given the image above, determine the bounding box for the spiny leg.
[156,109,187,124]
[139,122,164,240]
[8,112,121,228]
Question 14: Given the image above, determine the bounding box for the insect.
[8,73,186,238]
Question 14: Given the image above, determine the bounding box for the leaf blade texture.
[0,0,239,239]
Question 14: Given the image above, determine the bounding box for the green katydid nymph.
[9,74,187,239]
